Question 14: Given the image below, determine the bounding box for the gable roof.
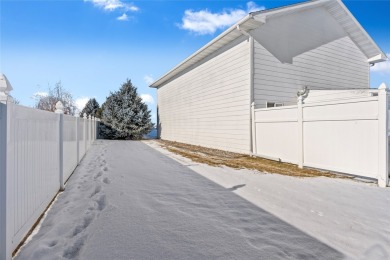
[150,0,387,88]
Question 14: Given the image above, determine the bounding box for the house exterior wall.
[157,36,251,154]
[253,36,370,107]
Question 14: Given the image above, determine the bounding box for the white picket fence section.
[0,83,99,260]
[63,114,79,182]
[78,115,86,162]
[251,86,389,187]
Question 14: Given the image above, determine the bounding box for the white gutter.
[368,53,388,64]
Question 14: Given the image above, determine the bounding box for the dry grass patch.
[157,140,350,179]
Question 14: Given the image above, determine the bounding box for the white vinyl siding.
[157,36,251,154]
[253,36,369,107]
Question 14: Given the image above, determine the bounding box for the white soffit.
[150,0,387,88]
[251,6,348,63]
[250,0,386,64]
[324,0,387,63]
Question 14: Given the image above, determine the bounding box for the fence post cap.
[0,73,13,93]
[0,73,13,103]
[378,83,388,90]
[55,101,64,114]
[83,113,87,118]
[297,86,309,102]
[88,115,91,119]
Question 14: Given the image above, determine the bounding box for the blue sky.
[1,0,389,123]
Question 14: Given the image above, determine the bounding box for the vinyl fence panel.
[6,103,60,255]
[303,97,379,178]
[254,106,299,164]
[63,114,78,182]
[0,101,99,259]
[85,117,90,150]
[253,88,389,186]
[78,117,85,162]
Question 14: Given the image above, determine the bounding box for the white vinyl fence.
[252,86,389,188]
[0,85,99,260]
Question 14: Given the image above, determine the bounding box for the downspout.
[237,25,255,155]
[156,89,160,139]
[249,36,255,155]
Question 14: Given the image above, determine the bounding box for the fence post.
[0,75,12,260]
[91,116,94,141]
[251,102,257,155]
[83,113,87,153]
[88,115,91,148]
[94,117,96,140]
[96,118,99,140]
[91,116,94,142]
[75,112,80,165]
[55,101,65,191]
[378,83,388,187]
[297,96,304,168]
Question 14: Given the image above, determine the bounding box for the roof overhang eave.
[333,0,387,64]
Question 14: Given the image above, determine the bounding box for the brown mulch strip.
[157,140,351,179]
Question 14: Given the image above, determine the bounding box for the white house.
[150,0,387,155]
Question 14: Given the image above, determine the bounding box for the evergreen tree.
[100,79,154,140]
[81,98,100,117]
[95,102,105,119]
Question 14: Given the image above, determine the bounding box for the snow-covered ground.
[146,141,390,260]
[15,140,390,260]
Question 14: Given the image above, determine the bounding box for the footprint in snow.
[89,185,102,198]
[71,214,95,237]
[94,171,103,180]
[63,235,86,259]
[95,194,106,211]
[47,240,58,248]
[103,177,111,184]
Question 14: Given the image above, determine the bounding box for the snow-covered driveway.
[15,140,389,259]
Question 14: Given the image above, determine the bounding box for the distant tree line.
[34,81,77,115]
